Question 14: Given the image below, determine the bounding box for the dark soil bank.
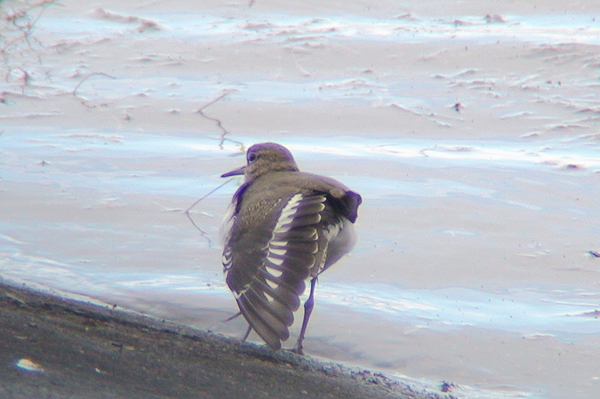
[0,281,448,399]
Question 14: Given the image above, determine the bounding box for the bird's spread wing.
[223,192,329,349]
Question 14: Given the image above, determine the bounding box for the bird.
[220,142,361,354]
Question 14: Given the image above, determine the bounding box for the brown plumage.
[221,142,361,353]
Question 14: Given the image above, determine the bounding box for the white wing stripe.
[273,194,303,233]
[269,248,286,256]
[264,193,304,270]
[266,266,284,278]
[266,256,284,266]
[265,279,279,289]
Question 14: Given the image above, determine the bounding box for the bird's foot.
[288,341,304,355]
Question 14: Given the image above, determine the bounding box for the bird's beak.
[221,165,246,178]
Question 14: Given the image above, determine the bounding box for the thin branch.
[72,72,116,96]
[197,92,230,111]
[195,90,243,149]
[184,179,232,248]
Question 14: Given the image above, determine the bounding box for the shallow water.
[2,130,599,398]
[2,1,600,398]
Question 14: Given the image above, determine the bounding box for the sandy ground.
[2,1,600,398]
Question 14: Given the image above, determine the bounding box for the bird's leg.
[293,277,317,354]
[223,311,242,322]
[242,325,252,343]
[223,311,252,343]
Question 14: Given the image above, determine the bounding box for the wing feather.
[224,192,334,349]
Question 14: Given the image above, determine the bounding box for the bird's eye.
[247,152,257,162]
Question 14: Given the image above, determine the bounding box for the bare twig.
[198,92,230,111]
[1,1,60,91]
[71,72,117,108]
[72,72,117,96]
[184,179,232,248]
[5,67,31,93]
[195,90,243,149]
[1,0,58,53]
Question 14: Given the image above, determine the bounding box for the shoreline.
[0,280,449,399]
